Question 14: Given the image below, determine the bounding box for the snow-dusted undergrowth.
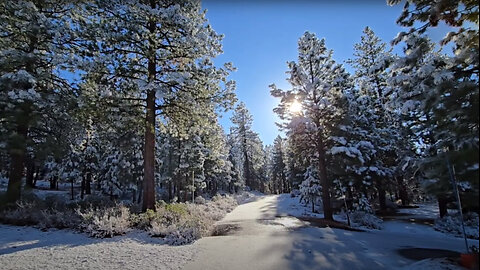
[434,212,479,240]
[145,194,238,245]
[349,211,384,230]
[78,205,131,238]
[0,192,242,245]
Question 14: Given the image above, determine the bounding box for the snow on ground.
[396,202,455,220]
[398,258,464,270]
[397,203,441,218]
[234,190,263,204]
[1,193,477,270]
[0,225,197,270]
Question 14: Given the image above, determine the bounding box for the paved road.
[184,195,473,270]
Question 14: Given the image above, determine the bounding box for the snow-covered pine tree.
[0,1,79,203]
[299,166,322,213]
[78,0,236,210]
[201,119,234,194]
[389,0,479,214]
[271,32,352,221]
[177,133,207,202]
[229,102,266,191]
[344,26,403,211]
[270,136,288,194]
[284,126,310,192]
[388,34,478,215]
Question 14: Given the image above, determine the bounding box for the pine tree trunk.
[317,138,333,221]
[70,178,74,200]
[438,196,448,218]
[377,180,387,211]
[50,176,56,190]
[25,158,35,189]
[280,176,283,194]
[142,1,157,211]
[243,142,251,189]
[137,181,142,204]
[85,173,91,195]
[81,176,85,199]
[33,167,40,187]
[143,89,156,211]
[6,124,28,203]
[168,148,173,202]
[397,177,409,206]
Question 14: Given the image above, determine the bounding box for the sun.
[289,99,302,114]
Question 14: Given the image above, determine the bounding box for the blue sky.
[202,1,450,145]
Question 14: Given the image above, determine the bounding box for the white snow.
[398,258,464,270]
[1,194,478,270]
[0,225,197,270]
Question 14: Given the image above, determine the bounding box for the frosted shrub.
[132,209,159,229]
[78,205,131,238]
[147,195,237,244]
[194,196,207,204]
[0,201,40,226]
[149,220,172,237]
[212,195,237,213]
[165,227,201,246]
[434,212,479,239]
[353,194,374,213]
[38,210,80,229]
[163,203,188,223]
[350,211,383,230]
[212,194,223,202]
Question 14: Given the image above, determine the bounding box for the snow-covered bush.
[299,166,322,212]
[146,194,236,244]
[164,226,202,246]
[434,212,479,239]
[78,205,131,238]
[149,220,171,237]
[0,199,81,229]
[0,190,238,244]
[148,206,213,244]
[353,194,374,213]
[194,196,207,204]
[212,194,237,213]
[38,209,81,229]
[212,193,224,202]
[0,201,42,226]
[76,194,116,209]
[131,209,158,229]
[350,211,383,230]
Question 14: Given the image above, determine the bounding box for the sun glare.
[289,100,302,114]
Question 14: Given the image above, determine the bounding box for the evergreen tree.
[0,0,79,203]
[229,102,266,191]
[299,166,322,213]
[271,32,352,220]
[345,26,403,210]
[270,136,288,194]
[389,0,478,215]
[78,0,236,210]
